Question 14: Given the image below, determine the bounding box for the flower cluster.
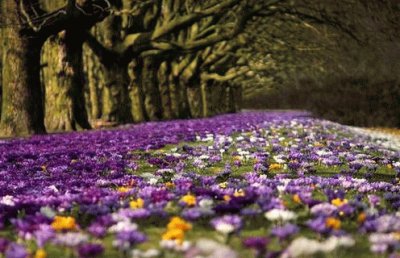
[0,111,399,257]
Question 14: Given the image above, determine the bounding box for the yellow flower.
[233,189,245,197]
[219,182,228,189]
[165,182,175,189]
[357,212,367,223]
[331,198,348,207]
[293,194,302,204]
[269,163,283,170]
[314,142,324,147]
[162,228,185,244]
[387,164,393,169]
[212,168,222,174]
[223,195,231,202]
[117,186,131,193]
[129,198,144,209]
[34,249,47,258]
[51,216,77,231]
[233,156,242,161]
[326,217,341,230]
[180,194,196,206]
[167,216,192,231]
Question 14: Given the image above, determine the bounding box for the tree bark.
[84,44,103,120]
[102,63,132,123]
[187,85,204,118]
[0,28,3,120]
[141,57,163,120]
[0,1,46,136]
[158,61,173,120]
[128,60,147,122]
[43,30,92,131]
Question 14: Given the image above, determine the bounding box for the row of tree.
[0,0,372,136]
[241,0,400,127]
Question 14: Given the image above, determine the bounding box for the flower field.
[0,111,399,258]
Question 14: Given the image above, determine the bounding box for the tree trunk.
[141,57,163,120]
[128,60,146,122]
[201,81,209,117]
[102,63,132,123]
[187,86,204,118]
[158,61,173,120]
[184,69,203,118]
[0,28,3,120]
[43,31,92,131]
[0,1,46,136]
[170,75,192,119]
[84,44,103,120]
[232,84,242,113]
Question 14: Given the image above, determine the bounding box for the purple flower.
[113,230,147,250]
[271,223,299,240]
[5,243,28,258]
[0,238,10,253]
[307,217,329,234]
[243,236,269,254]
[33,225,55,248]
[78,243,104,258]
[87,223,107,238]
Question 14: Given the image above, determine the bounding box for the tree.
[0,0,109,136]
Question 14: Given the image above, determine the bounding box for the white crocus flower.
[264,209,297,221]
[0,195,15,206]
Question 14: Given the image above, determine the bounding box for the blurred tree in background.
[242,0,400,127]
[0,0,399,136]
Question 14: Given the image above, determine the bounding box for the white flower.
[264,209,297,221]
[0,195,15,206]
[53,232,88,247]
[273,155,286,164]
[160,240,191,252]
[192,239,238,258]
[199,155,210,160]
[40,206,56,218]
[108,220,138,233]
[148,178,158,185]
[47,185,59,193]
[316,150,332,157]
[132,249,160,258]
[199,198,213,209]
[214,223,235,235]
[284,236,355,258]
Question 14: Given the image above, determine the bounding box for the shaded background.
[242,1,400,127]
[1,0,399,138]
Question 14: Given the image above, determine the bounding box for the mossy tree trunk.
[0,1,46,136]
[128,60,147,122]
[141,56,163,120]
[84,44,103,120]
[186,81,204,118]
[43,30,92,131]
[158,61,174,120]
[102,62,132,123]
[0,28,3,120]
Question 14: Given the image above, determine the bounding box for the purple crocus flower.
[5,243,28,258]
[78,243,104,258]
[113,230,147,250]
[271,223,299,240]
[243,236,269,256]
[0,238,10,253]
